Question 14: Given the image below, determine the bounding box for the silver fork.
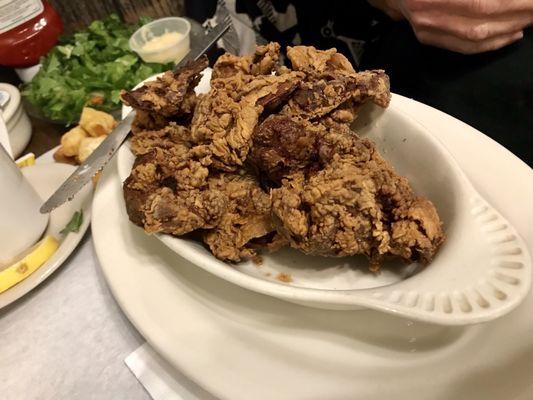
[178,14,233,66]
[215,0,241,55]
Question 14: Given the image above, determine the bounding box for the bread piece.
[53,146,78,165]
[79,107,117,137]
[77,136,106,163]
[60,126,88,157]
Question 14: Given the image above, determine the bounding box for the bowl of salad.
[22,15,189,126]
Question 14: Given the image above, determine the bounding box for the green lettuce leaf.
[22,14,173,125]
[60,210,84,235]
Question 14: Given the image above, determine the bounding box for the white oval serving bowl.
[118,71,531,325]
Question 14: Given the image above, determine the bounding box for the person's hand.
[368,0,533,54]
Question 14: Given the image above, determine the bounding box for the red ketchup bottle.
[0,0,63,68]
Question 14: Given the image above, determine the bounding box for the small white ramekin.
[129,17,191,64]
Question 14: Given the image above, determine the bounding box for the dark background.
[1,0,531,167]
[364,23,533,168]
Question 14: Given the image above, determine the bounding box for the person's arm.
[368,0,533,54]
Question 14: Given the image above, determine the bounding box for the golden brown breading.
[248,115,320,185]
[271,152,445,269]
[389,198,445,264]
[122,42,445,268]
[316,122,375,165]
[281,70,390,120]
[142,186,226,235]
[284,46,389,122]
[130,123,192,155]
[271,163,390,261]
[212,42,281,80]
[121,56,207,118]
[250,42,281,75]
[189,72,303,171]
[248,116,376,185]
[124,154,281,260]
[286,46,355,75]
[203,173,280,262]
[123,127,281,260]
[348,69,391,108]
[131,109,170,134]
[123,146,223,235]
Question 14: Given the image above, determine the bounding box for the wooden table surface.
[49,0,184,35]
[24,119,65,157]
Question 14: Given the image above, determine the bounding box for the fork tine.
[216,5,239,54]
[174,16,232,67]
[224,14,232,26]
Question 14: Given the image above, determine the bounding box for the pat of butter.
[139,31,188,64]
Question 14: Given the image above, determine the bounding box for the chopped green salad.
[22,15,173,125]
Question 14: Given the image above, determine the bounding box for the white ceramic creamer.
[0,145,48,266]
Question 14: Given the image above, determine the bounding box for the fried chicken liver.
[122,43,444,268]
[271,153,444,269]
[121,56,208,118]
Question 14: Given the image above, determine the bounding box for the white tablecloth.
[0,235,151,400]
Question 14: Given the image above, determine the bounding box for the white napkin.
[125,343,218,400]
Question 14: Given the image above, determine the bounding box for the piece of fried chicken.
[249,115,374,186]
[122,47,292,262]
[123,150,283,261]
[269,138,444,269]
[249,115,445,269]
[271,157,444,270]
[203,173,286,262]
[121,56,208,118]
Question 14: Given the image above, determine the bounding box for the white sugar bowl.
[0,83,32,158]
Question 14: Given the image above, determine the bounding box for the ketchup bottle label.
[0,0,44,34]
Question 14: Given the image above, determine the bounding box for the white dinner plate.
[93,95,533,400]
[0,162,92,309]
